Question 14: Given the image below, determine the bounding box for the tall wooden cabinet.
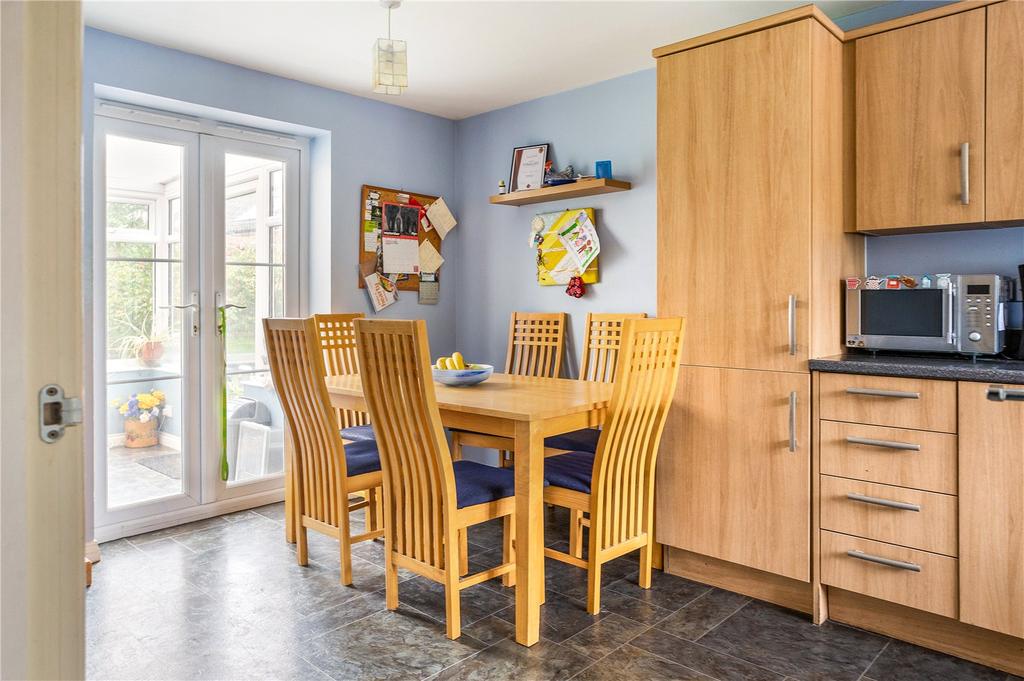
[986,0,1024,222]
[655,14,861,584]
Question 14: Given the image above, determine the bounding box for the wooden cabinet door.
[958,381,1024,638]
[986,1,1024,222]
[855,9,985,231]
[656,366,811,582]
[657,20,810,372]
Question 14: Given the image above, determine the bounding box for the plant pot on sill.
[124,418,158,448]
[137,340,165,367]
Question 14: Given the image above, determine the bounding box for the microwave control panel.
[959,274,1003,354]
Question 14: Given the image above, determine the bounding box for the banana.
[451,352,466,369]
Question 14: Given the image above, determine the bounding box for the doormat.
[137,453,182,480]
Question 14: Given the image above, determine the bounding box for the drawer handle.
[846,493,921,512]
[987,386,1024,402]
[845,387,921,399]
[846,550,921,572]
[845,436,921,452]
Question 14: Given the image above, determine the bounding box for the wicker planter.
[124,418,158,448]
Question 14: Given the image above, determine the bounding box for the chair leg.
[458,529,469,576]
[339,504,354,586]
[366,487,381,533]
[639,537,655,589]
[384,549,399,610]
[586,560,602,615]
[450,432,463,461]
[569,510,584,559]
[499,450,512,468]
[502,514,516,587]
[444,534,462,640]
[296,519,309,567]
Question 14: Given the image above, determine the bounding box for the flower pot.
[124,418,158,448]
[138,340,164,367]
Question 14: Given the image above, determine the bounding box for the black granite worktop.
[809,352,1024,385]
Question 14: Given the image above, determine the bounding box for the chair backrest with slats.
[264,317,350,528]
[504,311,566,378]
[314,313,370,429]
[591,317,685,552]
[354,318,457,571]
[579,313,648,383]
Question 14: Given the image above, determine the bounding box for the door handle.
[960,142,970,205]
[846,493,921,512]
[788,391,797,452]
[787,294,797,356]
[845,436,921,451]
[846,550,921,572]
[173,292,200,336]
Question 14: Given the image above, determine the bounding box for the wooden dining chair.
[353,318,517,640]
[450,311,566,465]
[542,317,685,614]
[264,317,385,586]
[314,312,382,533]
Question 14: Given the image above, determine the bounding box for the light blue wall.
[84,27,459,353]
[452,70,657,374]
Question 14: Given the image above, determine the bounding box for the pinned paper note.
[419,240,444,274]
[382,202,420,274]
[557,209,600,272]
[365,272,398,312]
[418,272,439,305]
[426,197,457,240]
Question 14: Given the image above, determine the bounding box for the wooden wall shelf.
[489,178,632,207]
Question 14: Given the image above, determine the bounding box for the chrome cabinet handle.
[987,386,1024,402]
[788,294,797,356]
[845,387,920,399]
[845,436,921,452]
[846,550,921,572]
[788,391,797,452]
[960,142,970,205]
[846,493,921,512]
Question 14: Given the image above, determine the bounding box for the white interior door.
[93,117,203,529]
[201,136,300,502]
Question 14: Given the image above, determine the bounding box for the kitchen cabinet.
[854,8,986,231]
[958,381,1024,638]
[986,0,1024,222]
[655,10,860,589]
[657,366,811,581]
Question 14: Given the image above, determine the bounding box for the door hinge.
[39,384,83,443]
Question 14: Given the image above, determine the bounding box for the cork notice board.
[357,184,441,291]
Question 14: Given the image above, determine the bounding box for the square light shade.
[373,38,408,95]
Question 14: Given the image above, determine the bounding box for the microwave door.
[855,287,957,352]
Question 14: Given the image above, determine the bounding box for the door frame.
[0,2,85,678]
[91,115,204,529]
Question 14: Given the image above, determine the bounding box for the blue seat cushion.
[452,460,517,509]
[344,439,382,477]
[544,451,595,494]
[340,423,376,442]
[544,427,600,453]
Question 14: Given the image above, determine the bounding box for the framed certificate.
[508,143,549,192]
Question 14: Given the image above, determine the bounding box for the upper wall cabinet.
[986,1,1024,222]
[855,8,986,232]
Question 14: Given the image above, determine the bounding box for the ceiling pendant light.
[373,0,407,96]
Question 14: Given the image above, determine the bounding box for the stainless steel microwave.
[845,274,1004,355]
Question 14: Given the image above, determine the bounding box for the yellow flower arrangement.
[112,390,166,421]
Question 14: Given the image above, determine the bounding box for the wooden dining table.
[323,371,613,646]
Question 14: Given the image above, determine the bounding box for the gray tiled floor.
[88,503,1017,681]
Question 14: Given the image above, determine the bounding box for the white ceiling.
[84,0,886,120]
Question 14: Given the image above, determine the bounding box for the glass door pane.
[97,121,201,524]
[203,138,300,499]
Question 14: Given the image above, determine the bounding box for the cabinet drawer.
[821,531,958,619]
[819,421,957,494]
[818,373,956,433]
[820,476,957,556]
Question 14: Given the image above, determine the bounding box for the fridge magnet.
[846,277,861,290]
[920,275,933,289]
[886,276,901,289]
[864,276,884,290]
[900,275,918,289]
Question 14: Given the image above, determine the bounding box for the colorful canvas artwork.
[534,208,600,286]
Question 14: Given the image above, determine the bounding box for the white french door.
[94,116,301,535]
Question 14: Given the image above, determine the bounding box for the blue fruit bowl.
[432,364,493,387]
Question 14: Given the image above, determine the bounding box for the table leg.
[513,420,544,646]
